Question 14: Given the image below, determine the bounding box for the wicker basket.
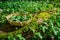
[6,13,32,26]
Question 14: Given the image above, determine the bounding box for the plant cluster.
[9,14,31,22]
[6,33,26,40]
[32,11,60,40]
[0,1,53,13]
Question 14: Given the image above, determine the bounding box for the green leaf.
[35,32,43,39]
[16,34,26,40]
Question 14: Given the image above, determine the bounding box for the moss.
[0,34,7,39]
[37,12,51,21]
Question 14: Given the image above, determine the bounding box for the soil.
[22,30,33,40]
[0,22,34,40]
[0,22,20,34]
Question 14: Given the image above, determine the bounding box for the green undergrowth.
[0,11,60,40]
[0,1,54,13]
[0,1,60,40]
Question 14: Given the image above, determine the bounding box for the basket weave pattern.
[6,13,32,26]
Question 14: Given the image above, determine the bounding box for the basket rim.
[6,13,32,23]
